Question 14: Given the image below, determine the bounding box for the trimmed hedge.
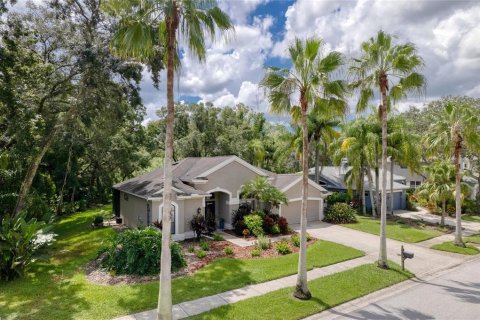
[324,203,357,224]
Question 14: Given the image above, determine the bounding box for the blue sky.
[132,0,480,122]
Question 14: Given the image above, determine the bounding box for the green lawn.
[465,234,480,244]
[0,207,364,320]
[462,215,480,222]
[189,262,413,320]
[431,241,480,255]
[343,215,446,243]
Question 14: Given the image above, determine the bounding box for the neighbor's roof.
[114,155,327,199]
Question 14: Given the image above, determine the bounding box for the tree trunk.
[158,8,178,320]
[453,132,464,247]
[14,127,58,215]
[294,92,311,300]
[390,158,394,215]
[57,138,74,214]
[441,199,446,227]
[375,150,380,215]
[314,142,320,184]
[361,163,366,215]
[378,74,389,269]
[367,164,377,217]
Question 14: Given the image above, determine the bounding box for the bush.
[251,248,261,257]
[262,215,275,232]
[200,240,210,251]
[323,203,357,224]
[252,210,266,218]
[326,192,351,205]
[224,246,234,255]
[446,205,456,216]
[255,235,271,250]
[212,233,224,241]
[306,232,312,241]
[93,214,104,226]
[190,213,205,240]
[242,229,250,237]
[195,250,207,259]
[232,202,252,226]
[244,214,264,237]
[0,213,53,281]
[278,216,289,234]
[275,240,291,255]
[271,224,280,234]
[291,234,300,247]
[102,227,186,275]
[463,199,479,214]
[234,220,247,236]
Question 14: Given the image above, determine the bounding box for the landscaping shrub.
[234,220,247,236]
[262,215,275,232]
[275,240,291,255]
[463,199,479,214]
[242,229,250,237]
[271,224,280,234]
[93,214,104,226]
[231,202,252,226]
[323,203,358,224]
[446,205,456,216]
[244,214,264,237]
[326,192,351,205]
[190,213,205,240]
[255,235,271,250]
[102,227,186,275]
[200,240,210,251]
[224,246,234,255]
[0,213,53,281]
[195,249,207,259]
[291,234,300,247]
[251,248,261,257]
[252,210,266,218]
[213,233,225,241]
[306,232,312,241]
[278,216,289,234]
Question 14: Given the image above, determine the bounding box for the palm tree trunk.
[367,164,377,217]
[294,94,311,300]
[375,146,380,215]
[441,199,446,227]
[14,127,58,215]
[158,9,178,320]
[378,75,389,269]
[390,158,394,215]
[314,142,320,184]
[453,135,463,246]
[361,164,366,215]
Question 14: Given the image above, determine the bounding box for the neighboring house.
[387,159,426,189]
[309,164,410,211]
[113,155,328,240]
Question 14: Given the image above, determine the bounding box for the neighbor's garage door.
[281,200,320,224]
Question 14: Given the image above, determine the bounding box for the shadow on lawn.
[332,305,435,320]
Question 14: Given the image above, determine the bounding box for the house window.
[410,181,421,188]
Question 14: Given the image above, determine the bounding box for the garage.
[280,199,322,224]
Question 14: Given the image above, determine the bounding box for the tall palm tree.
[417,161,455,227]
[104,1,233,318]
[425,102,479,246]
[241,176,288,212]
[261,37,347,299]
[387,116,421,214]
[349,30,426,268]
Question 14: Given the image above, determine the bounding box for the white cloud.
[218,0,269,24]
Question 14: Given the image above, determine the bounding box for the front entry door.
[205,200,215,223]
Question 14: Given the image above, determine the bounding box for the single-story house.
[309,164,410,211]
[113,155,328,240]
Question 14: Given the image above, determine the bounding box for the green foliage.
[275,240,292,255]
[291,234,300,247]
[324,203,358,224]
[102,227,186,275]
[244,214,264,237]
[270,224,280,234]
[241,177,288,210]
[199,240,210,251]
[93,214,104,226]
[278,217,289,234]
[255,235,271,250]
[250,248,261,257]
[0,213,53,281]
[326,192,352,205]
[212,233,224,241]
[195,250,207,259]
[223,247,234,255]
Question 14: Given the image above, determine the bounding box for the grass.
[462,215,480,222]
[343,215,446,243]
[0,207,364,320]
[189,262,413,320]
[431,242,480,255]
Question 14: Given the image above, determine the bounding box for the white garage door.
[281,200,321,224]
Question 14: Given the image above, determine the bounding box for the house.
[113,155,328,240]
[387,159,426,189]
[309,163,410,211]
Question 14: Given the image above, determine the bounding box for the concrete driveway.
[331,257,480,320]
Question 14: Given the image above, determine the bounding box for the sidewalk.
[115,255,375,320]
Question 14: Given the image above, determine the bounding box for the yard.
[431,234,480,255]
[0,207,364,320]
[462,215,480,222]
[189,262,413,320]
[343,215,447,243]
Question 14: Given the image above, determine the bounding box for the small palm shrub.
[251,248,261,257]
[244,214,264,237]
[212,233,224,241]
[102,227,186,275]
[255,235,271,250]
[271,224,280,234]
[224,246,234,255]
[275,240,291,255]
[195,249,207,259]
[200,240,210,251]
[323,203,357,224]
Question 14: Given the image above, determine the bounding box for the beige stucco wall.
[283,180,325,199]
[120,192,148,227]
[182,197,204,234]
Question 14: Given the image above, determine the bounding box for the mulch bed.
[85,235,317,286]
[222,229,294,241]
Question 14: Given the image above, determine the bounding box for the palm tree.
[104,1,233,318]
[261,37,347,299]
[425,102,479,246]
[387,116,421,215]
[241,176,288,212]
[349,30,426,268]
[417,161,455,227]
